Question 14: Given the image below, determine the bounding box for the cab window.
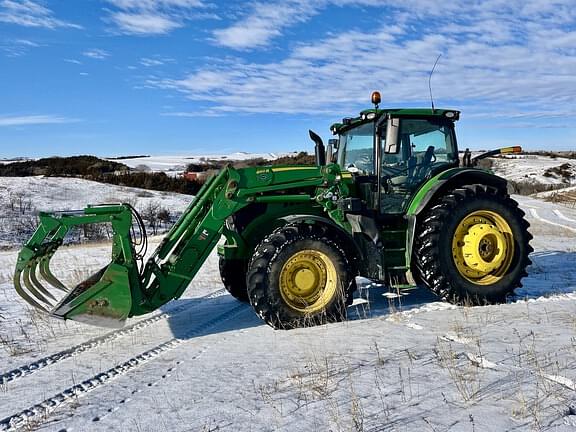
[399,119,456,162]
[338,122,375,175]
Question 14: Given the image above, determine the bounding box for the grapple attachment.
[13,205,140,328]
[14,167,250,328]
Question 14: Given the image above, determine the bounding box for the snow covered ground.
[0,177,191,248]
[491,155,576,187]
[0,177,191,213]
[1,188,576,430]
[1,154,576,431]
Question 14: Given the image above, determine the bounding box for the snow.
[0,176,191,214]
[1,167,576,430]
[491,154,576,186]
[110,152,295,173]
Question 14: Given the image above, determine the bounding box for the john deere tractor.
[14,92,532,329]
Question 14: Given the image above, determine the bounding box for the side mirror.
[326,143,333,164]
[327,139,338,163]
[384,117,399,153]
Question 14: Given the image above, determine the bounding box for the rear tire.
[414,184,532,305]
[219,258,249,302]
[247,223,354,329]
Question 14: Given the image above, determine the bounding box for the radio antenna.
[428,54,442,113]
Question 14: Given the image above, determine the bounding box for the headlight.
[360,112,376,120]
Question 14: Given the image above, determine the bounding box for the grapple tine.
[14,204,139,328]
[23,265,54,308]
[29,260,58,302]
[39,254,69,292]
[14,269,49,313]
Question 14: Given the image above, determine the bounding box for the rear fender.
[406,168,508,216]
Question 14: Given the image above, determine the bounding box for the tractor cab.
[331,102,460,213]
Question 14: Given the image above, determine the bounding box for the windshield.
[337,122,375,175]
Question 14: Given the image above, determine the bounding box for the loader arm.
[14,165,344,327]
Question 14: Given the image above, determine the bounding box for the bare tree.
[9,192,33,215]
[134,164,151,173]
[158,207,171,229]
[141,201,161,235]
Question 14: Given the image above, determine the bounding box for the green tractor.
[14,92,532,329]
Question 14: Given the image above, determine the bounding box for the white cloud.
[82,49,110,60]
[0,0,81,29]
[213,1,318,50]
[104,0,210,35]
[140,57,174,67]
[108,0,204,9]
[212,0,386,50]
[161,110,222,118]
[152,0,576,123]
[108,12,181,35]
[140,58,163,67]
[0,115,80,127]
[1,38,40,57]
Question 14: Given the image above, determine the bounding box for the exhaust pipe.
[309,129,326,166]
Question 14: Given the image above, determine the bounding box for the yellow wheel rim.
[279,249,338,313]
[452,210,515,285]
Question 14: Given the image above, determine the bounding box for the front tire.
[414,184,532,305]
[219,258,249,302]
[247,223,354,329]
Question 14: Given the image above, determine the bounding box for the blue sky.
[0,0,575,158]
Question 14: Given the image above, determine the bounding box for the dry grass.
[545,190,576,208]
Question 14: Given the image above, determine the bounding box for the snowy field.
[0,195,576,431]
[491,155,576,187]
[1,155,576,431]
[0,176,192,213]
[0,177,191,248]
[110,152,294,173]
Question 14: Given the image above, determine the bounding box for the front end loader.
[14,92,532,329]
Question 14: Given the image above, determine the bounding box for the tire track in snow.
[0,302,248,432]
[0,288,227,386]
[553,209,576,225]
[528,209,576,233]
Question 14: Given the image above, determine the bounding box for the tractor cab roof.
[330,108,460,135]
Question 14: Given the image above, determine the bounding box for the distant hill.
[0,156,128,177]
[0,152,317,196]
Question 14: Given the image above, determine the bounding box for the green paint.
[14,104,513,328]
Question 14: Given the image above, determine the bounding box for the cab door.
[380,116,458,214]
